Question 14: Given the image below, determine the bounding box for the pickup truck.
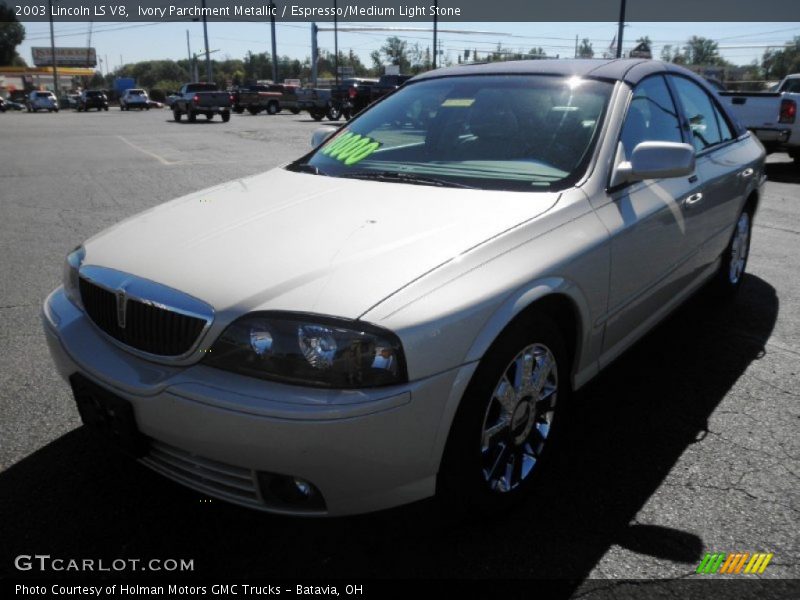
[171,83,233,123]
[232,84,303,116]
[330,78,379,120]
[369,74,413,104]
[296,87,341,121]
[719,74,800,163]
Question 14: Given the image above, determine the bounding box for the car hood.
[82,168,559,320]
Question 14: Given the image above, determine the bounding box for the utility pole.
[311,23,318,86]
[616,0,626,58]
[269,1,278,83]
[47,0,60,98]
[202,0,212,81]
[433,0,438,69]
[333,0,339,85]
[575,35,578,58]
[186,30,192,79]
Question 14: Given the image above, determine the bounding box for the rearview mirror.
[311,126,338,148]
[611,141,696,187]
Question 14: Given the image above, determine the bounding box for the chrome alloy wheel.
[729,212,750,284]
[480,343,558,493]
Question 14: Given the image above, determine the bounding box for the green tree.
[762,36,800,80]
[683,36,724,66]
[578,38,594,59]
[636,36,652,54]
[0,5,26,65]
[374,36,411,73]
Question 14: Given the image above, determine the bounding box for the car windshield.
[299,75,612,191]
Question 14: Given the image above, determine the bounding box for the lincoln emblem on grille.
[115,288,128,329]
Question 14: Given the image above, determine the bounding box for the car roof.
[410,58,704,87]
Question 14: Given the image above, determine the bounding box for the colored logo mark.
[696,552,773,574]
[320,131,381,166]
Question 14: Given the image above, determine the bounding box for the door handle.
[740,167,754,178]
[688,175,699,184]
[683,192,703,207]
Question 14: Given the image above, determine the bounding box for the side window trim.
[666,74,739,156]
[607,74,684,192]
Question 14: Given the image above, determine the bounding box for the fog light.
[256,472,326,511]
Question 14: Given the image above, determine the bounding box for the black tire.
[104,107,108,111]
[247,106,259,115]
[221,111,230,123]
[290,107,300,115]
[327,105,342,121]
[266,101,279,115]
[438,311,570,515]
[343,108,352,121]
[233,107,244,114]
[310,110,325,121]
[708,204,754,299]
[205,112,213,120]
[187,110,196,123]
[173,109,182,122]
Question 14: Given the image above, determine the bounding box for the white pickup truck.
[719,74,800,164]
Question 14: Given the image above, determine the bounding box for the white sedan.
[43,59,765,515]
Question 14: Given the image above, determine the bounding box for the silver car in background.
[119,88,150,111]
[27,90,59,112]
[43,59,765,516]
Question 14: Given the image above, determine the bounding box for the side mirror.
[311,126,338,148]
[611,141,696,187]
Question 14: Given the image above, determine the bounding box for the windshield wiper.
[288,162,328,175]
[340,170,476,189]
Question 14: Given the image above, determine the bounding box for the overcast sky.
[16,20,800,74]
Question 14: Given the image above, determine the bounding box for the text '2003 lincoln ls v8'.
[43,59,765,516]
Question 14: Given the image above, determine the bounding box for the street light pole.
[334,0,339,85]
[270,1,278,83]
[202,0,212,81]
[47,0,60,98]
[616,0,626,59]
[433,0,438,69]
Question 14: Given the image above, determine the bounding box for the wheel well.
[493,293,581,378]
[744,190,759,215]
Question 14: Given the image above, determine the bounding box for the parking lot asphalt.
[0,108,798,591]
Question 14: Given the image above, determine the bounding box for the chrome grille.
[77,267,212,358]
[141,440,264,509]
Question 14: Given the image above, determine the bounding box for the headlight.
[204,312,407,388]
[63,246,85,308]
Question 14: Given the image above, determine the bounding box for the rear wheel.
[290,107,300,115]
[221,111,230,123]
[709,206,753,298]
[438,312,569,514]
[205,112,213,120]
[310,110,325,121]
[247,106,259,115]
[173,109,182,122]
[187,110,196,123]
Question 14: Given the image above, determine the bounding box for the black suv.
[77,90,109,112]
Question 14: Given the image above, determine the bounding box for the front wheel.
[266,101,279,115]
[438,312,569,514]
[187,110,196,123]
[310,110,325,121]
[327,105,342,121]
[709,207,753,298]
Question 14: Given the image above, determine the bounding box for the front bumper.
[42,287,475,516]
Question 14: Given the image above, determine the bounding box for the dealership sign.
[32,47,97,68]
